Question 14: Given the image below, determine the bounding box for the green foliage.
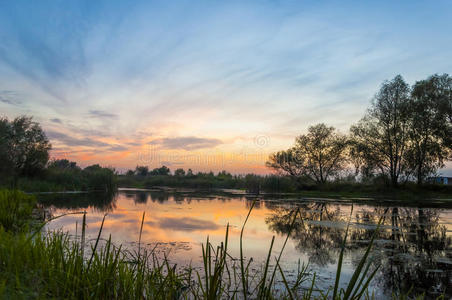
[0,116,51,178]
[0,226,187,299]
[0,117,116,192]
[3,160,117,192]
[83,164,117,192]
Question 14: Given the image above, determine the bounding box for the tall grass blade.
[333,205,354,299]
[258,235,275,298]
[81,212,86,259]
[342,215,383,300]
[240,200,255,299]
[86,213,106,272]
[138,211,145,261]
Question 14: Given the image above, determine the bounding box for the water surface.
[39,189,452,298]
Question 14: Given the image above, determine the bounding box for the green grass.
[0,189,425,299]
[0,189,37,232]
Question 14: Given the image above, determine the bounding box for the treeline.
[0,116,116,192]
[268,74,452,187]
[120,167,298,193]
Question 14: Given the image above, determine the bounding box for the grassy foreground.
[0,189,424,299]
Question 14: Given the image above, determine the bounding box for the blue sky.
[0,0,451,174]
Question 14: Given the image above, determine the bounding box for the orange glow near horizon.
[50,146,276,174]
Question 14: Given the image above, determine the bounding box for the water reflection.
[267,203,346,266]
[38,191,117,212]
[38,190,452,298]
[266,204,452,297]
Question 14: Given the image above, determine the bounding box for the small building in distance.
[430,176,452,185]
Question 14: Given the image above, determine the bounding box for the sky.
[0,0,451,174]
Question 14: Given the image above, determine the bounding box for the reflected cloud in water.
[159,217,220,232]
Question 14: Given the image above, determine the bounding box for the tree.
[295,124,348,183]
[150,165,170,176]
[159,166,170,176]
[135,165,149,176]
[428,74,452,151]
[217,170,232,179]
[48,159,80,171]
[126,169,135,176]
[406,74,452,184]
[267,123,348,183]
[0,118,13,175]
[350,75,412,186]
[174,168,185,176]
[0,116,51,178]
[266,149,306,178]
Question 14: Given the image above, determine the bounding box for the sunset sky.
[1,0,451,174]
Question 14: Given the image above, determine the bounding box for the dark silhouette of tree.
[266,149,305,178]
[406,74,452,184]
[267,123,348,183]
[135,165,149,176]
[150,165,170,176]
[350,75,412,186]
[48,159,80,171]
[174,168,185,176]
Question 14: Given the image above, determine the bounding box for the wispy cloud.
[88,110,119,119]
[0,90,21,106]
[108,144,128,151]
[47,130,112,148]
[151,137,223,150]
[50,118,62,124]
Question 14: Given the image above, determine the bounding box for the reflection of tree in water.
[133,192,149,204]
[37,192,117,213]
[265,202,452,297]
[126,191,245,205]
[376,207,452,298]
[266,202,346,266]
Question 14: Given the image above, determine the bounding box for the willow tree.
[267,123,348,184]
[350,75,412,186]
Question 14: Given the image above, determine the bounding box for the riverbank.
[115,185,452,207]
[117,174,452,200]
